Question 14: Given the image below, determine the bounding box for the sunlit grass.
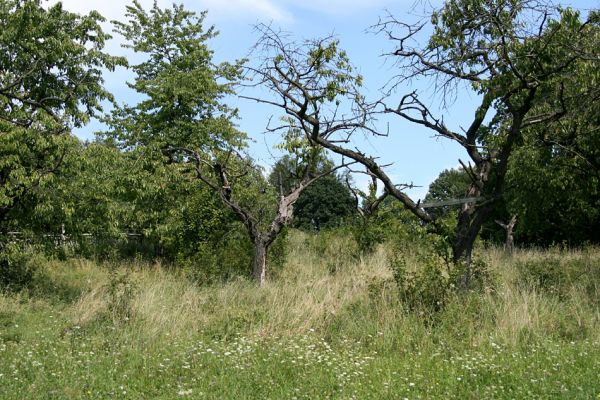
[1,231,599,399]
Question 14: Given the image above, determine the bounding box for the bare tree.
[172,146,352,285]
[246,1,597,286]
[243,25,430,217]
[496,215,517,255]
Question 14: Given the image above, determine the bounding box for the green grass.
[1,232,600,399]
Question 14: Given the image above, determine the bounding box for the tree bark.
[505,215,516,254]
[252,238,268,286]
[496,215,517,255]
[452,195,493,287]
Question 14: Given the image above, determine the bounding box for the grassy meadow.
[1,231,599,399]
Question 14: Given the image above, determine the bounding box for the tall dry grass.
[57,231,600,350]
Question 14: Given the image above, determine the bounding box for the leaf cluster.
[0,0,124,128]
[107,0,245,152]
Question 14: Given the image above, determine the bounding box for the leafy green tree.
[507,139,600,246]
[106,2,336,285]
[0,1,123,287]
[423,168,471,219]
[0,0,123,235]
[26,143,157,256]
[104,1,250,266]
[504,17,600,246]
[376,2,600,282]
[107,1,244,153]
[293,174,356,230]
[28,141,250,278]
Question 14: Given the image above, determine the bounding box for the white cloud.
[197,0,293,23]
[44,0,394,26]
[283,0,393,16]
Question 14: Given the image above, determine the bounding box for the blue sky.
[47,0,598,200]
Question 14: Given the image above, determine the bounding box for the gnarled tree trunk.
[186,153,342,286]
[496,215,517,255]
[252,237,269,286]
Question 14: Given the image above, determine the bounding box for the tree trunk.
[452,224,476,288]
[496,214,517,255]
[252,239,269,287]
[452,202,491,288]
[504,215,516,255]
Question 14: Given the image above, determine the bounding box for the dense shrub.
[0,243,38,290]
[105,268,138,325]
[351,201,426,255]
[390,254,494,317]
[184,227,288,284]
[293,175,357,230]
[183,229,253,284]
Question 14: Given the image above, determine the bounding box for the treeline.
[1,0,599,288]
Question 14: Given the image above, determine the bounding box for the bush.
[184,227,288,285]
[353,220,387,254]
[105,268,138,326]
[390,254,451,316]
[390,254,494,317]
[0,243,37,290]
[184,231,253,285]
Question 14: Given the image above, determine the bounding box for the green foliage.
[507,143,600,246]
[353,220,386,254]
[500,9,600,247]
[0,243,35,290]
[353,200,424,254]
[427,211,458,263]
[105,269,138,325]
[424,168,471,220]
[0,0,123,235]
[17,139,254,282]
[516,255,600,303]
[0,0,123,128]
[390,254,452,316]
[504,36,600,246]
[183,227,254,284]
[273,122,326,173]
[304,40,363,104]
[107,0,244,152]
[0,133,80,233]
[102,2,275,281]
[390,253,494,317]
[293,175,356,230]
